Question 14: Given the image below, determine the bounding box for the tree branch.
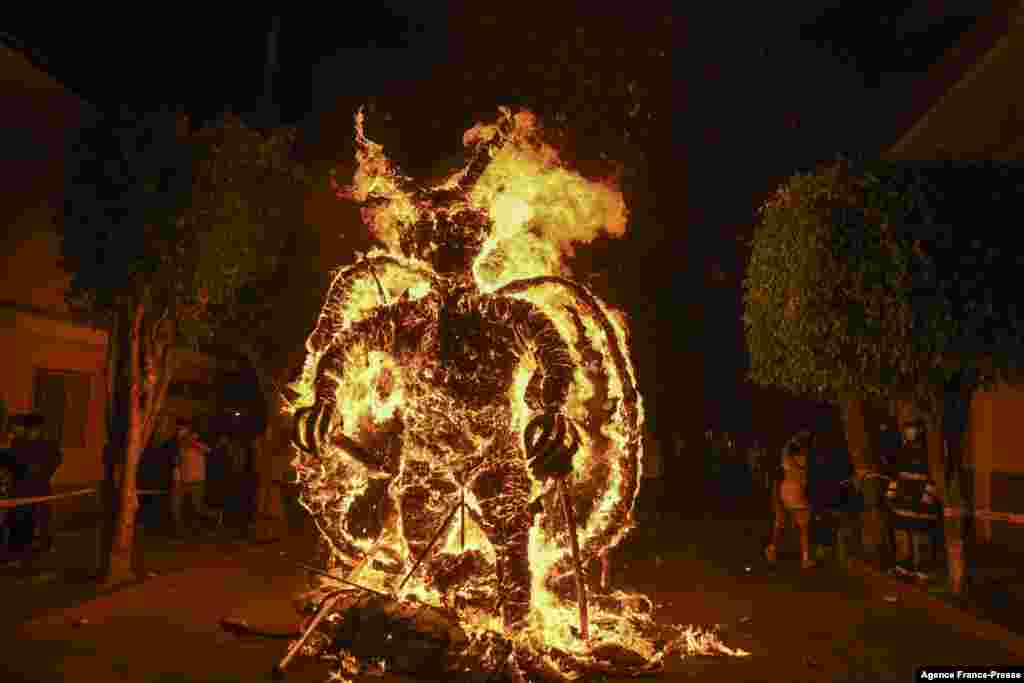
[142,320,175,448]
[104,307,122,438]
[129,299,145,417]
[149,305,170,354]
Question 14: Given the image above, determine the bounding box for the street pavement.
[1,514,1021,682]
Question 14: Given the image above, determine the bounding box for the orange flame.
[285,108,746,678]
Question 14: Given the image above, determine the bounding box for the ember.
[283,107,747,680]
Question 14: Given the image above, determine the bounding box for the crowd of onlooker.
[1,400,945,579]
[0,412,260,567]
[1,413,63,567]
[138,419,258,538]
[699,420,943,573]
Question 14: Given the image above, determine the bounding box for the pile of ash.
[293,588,679,682]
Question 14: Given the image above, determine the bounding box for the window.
[33,369,92,448]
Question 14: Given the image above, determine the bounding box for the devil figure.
[292,187,582,629]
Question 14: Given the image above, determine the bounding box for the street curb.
[846,558,1024,659]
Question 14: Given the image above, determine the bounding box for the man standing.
[885,419,940,573]
[9,414,62,557]
[747,439,765,498]
[138,422,179,531]
[641,427,664,523]
[170,421,215,536]
[705,428,722,518]
[0,414,24,554]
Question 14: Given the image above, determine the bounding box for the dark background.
[3,1,1002,473]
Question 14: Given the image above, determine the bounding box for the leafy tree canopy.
[63,108,194,316]
[743,157,1024,408]
[63,107,308,344]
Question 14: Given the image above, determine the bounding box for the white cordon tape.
[0,487,98,509]
[0,487,171,509]
[945,506,1024,525]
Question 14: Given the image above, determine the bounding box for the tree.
[186,113,319,541]
[63,108,308,584]
[743,157,1024,594]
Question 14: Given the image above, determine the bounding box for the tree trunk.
[840,395,887,564]
[914,382,970,597]
[106,419,143,584]
[251,424,288,543]
[102,301,174,585]
[97,309,127,581]
[240,345,301,543]
[938,382,972,598]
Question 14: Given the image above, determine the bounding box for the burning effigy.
[282,108,746,681]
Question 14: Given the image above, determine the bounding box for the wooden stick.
[460,486,466,552]
[398,498,462,594]
[276,544,381,675]
[295,563,391,598]
[557,478,589,641]
[275,589,346,675]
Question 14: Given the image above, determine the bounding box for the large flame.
[285,108,745,679]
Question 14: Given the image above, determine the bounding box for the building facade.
[885,2,1024,547]
[1,43,238,506]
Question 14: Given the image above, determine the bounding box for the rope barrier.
[0,487,173,509]
[945,506,1024,525]
[0,487,98,509]
[0,480,265,509]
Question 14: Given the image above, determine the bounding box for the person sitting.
[765,429,817,569]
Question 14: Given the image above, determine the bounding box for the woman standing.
[765,430,817,569]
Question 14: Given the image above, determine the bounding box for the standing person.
[8,414,62,558]
[138,424,178,531]
[807,444,852,562]
[747,439,765,499]
[876,421,902,472]
[207,434,230,503]
[721,431,740,503]
[705,428,722,519]
[223,433,250,530]
[886,419,941,573]
[0,414,22,553]
[641,426,664,523]
[29,415,61,552]
[170,421,216,536]
[765,430,817,569]
[1,416,28,560]
[671,432,685,463]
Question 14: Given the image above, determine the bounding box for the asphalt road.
[0,513,1019,682]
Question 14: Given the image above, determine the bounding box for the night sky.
[5,2,1000,455]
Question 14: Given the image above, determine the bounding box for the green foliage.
[63,108,195,319]
[743,158,1024,406]
[185,113,308,332]
[63,108,309,346]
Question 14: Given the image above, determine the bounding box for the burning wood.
[280,107,747,680]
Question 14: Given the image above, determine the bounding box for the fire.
[284,108,746,679]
